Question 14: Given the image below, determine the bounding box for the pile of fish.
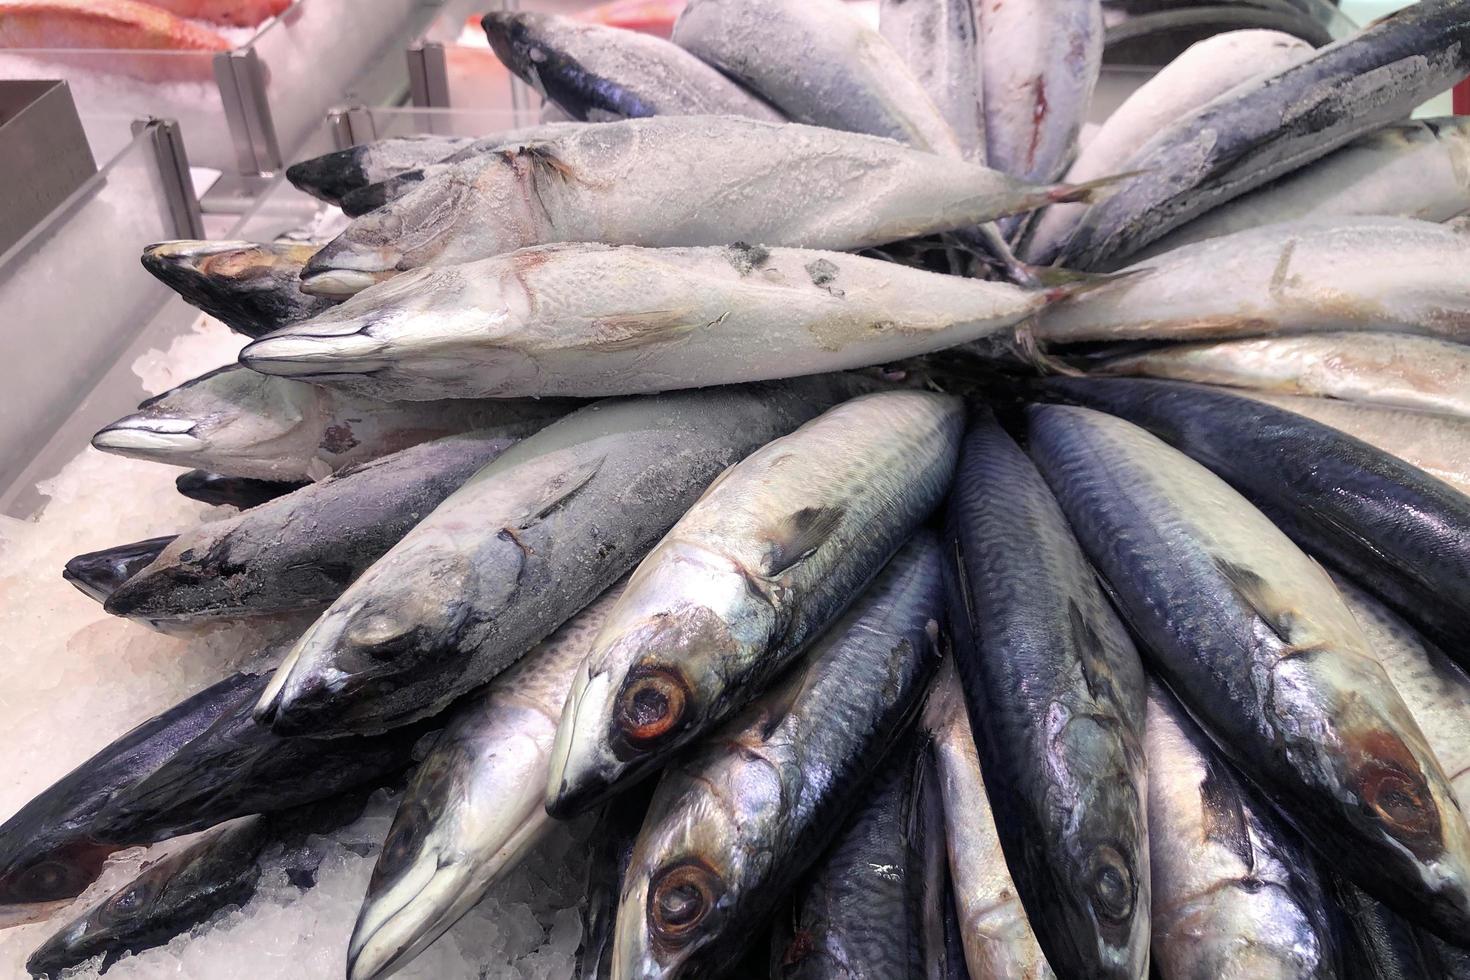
[8,0,1470,977]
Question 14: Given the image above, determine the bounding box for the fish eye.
[1086,846,1135,923]
[99,882,151,926]
[1360,762,1438,850]
[648,861,722,946]
[371,809,427,888]
[615,667,690,748]
[14,860,86,902]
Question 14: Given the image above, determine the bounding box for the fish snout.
[239,330,393,379]
[91,415,205,458]
[285,148,368,205]
[299,239,401,298]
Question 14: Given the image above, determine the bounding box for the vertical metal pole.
[407,41,452,111]
[130,118,205,239]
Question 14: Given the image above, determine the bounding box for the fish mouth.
[340,172,423,219]
[544,669,621,818]
[285,148,368,205]
[0,898,72,930]
[91,416,205,456]
[63,536,174,605]
[299,242,402,298]
[349,816,550,980]
[239,332,393,379]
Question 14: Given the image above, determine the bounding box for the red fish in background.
[0,0,230,82]
[466,0,685,39]
[145,0,292,28]
[0,0,231,49]
[578,0,685,37]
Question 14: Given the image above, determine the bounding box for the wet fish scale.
[1028,402,1470,940]
[612,534,944,980]
[255,243,1055,401]
[1057,0,1470,269]
[301,116,1103,299]
[980,0,1103,185]
[673,0,960,155]
[944,409,1149,980]
[103,431,520,625]
[1145,684,1344,980]
[546,391,962,817]
[253,380,855,739]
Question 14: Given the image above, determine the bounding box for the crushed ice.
[0,319,588,979]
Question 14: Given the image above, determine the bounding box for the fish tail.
[1046,170,1144,206]
[1012,318,1085,378]
[1036,265,1145,303]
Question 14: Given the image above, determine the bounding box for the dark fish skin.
[576,782,656,980]
[174,470,307,510]
[340,171,425,218]
[26,792,373,978]
[1059,0,1470,269]
[943,409,1150,980]
[105,432,517,625]
[1028,402,1470,941]
[140,241,336,339]
[1042,378,1470,669]
[285,137,472,206]
[62,536,176,604]
[614,533,945,979]
[482,11,780,123]
[27,817,272,979]
[91,670,431,846]
[773,730,928,979]
[1103,7,1335,59]
[1424,932,1470,978]
[0,672,259,921]
[1331,876,1440,980]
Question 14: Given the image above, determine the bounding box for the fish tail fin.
[1012,318,1085,377]
[1046,170,1145,206]
[1037,265,1145,303]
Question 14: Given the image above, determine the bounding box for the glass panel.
[0,127,189,516]
[250,0,442,161]
[0,48,233,168]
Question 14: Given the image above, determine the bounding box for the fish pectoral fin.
[579,310,701,352]
[1212,555,1301,647]
[1065,599,1112,702]
[1198,754,1257,871]
[510,454,606,531]
[758,505,846,577]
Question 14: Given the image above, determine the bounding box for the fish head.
[546,542,775,817]
[0,837,115,929]
[63,536,175,605]
[242,263,539,398]
[24,858,171,977]
[613,758,774,980]
[299,165,487,299]
[1047,713,1151,978]
[348,711,552,980]
[91,364,315,468]
[253,542,480,736]
[141,240,323,338]
[285,146,375,205]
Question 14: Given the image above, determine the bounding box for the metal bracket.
[326,105,380,151]
[407,41,451,108]
[130,118,205,240]
[214,45,283,175]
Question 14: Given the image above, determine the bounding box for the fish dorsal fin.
[758,505,846,577]
[1199,754,1257,873]
[1213,556,1296,646]
[509,454,605,531]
